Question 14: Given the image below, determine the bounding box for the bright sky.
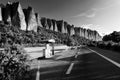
[1,0,120,36]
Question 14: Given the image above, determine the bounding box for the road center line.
[87,48,120,68]
[66,63,74,74]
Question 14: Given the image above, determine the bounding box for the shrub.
[0,44,30,80]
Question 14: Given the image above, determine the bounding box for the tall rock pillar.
[26,7,38,32]
[11,2,27,30]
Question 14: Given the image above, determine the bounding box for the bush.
[96,41,120,52]
[0,44,30,80]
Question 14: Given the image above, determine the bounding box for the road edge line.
[87,47,120,68]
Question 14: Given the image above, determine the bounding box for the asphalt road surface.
[28,46,120,80]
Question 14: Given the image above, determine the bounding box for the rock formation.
[66,24,71,35]
[70,25,75,35]
[0,1,102,41]
[74,27,80,36]
[24,7,37,32]
[51,19,58,32]
[35,13,42,27]
[83,28,88,39]
[47,18,53,30]
[11,2,27,30]
[41,17,49,29]
[64,21,68,33]
[56,20,67,33]
[0,5,3,21]
[2,2,12,25]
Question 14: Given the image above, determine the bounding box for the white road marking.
[66,63,74,74]
[87,48,120,68]
[75,54,78,58]
[36,65,40,80]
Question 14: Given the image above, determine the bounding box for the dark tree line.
[88,31,120,52]
[103,31,120,42]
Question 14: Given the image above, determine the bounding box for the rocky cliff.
[35,13,42,27]
[35,17,102,41]
[51,19,58,32]
[0,1,102,41]
[56,20,68,33]
[11,2,27,30]
[41,17,49,29]
[47,18,53,30]
[0,5,3,21]
[24,7,37,32]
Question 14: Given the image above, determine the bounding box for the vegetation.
[0,23,93,47]
[0,44,30,80]
[88,31,120,52]
[0,23,95,80]
[103,31,120,42]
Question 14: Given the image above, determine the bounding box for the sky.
[1,0,120,36]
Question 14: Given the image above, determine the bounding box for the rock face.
[74,27,80,36]
[24,7,37,32]
[0,5,3,21]
[0,1,102,41]
[51,19,58,32]
[64,21,68,33]
[56,20,67,33]
[56,20,63,33]
[70,25,75,35]
[35,13,42,27]
[41,17,49,29]
[11,2,27,30]
[72,26,102,41]
[2,2,12,24]
[47,19,53,30]
[84,29,88,39]
[66,24,71,35]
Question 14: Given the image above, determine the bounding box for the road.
[28,46,120,80]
